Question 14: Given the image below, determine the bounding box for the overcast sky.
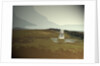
[13,5,84,31]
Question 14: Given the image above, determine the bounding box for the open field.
[12,29,84,59]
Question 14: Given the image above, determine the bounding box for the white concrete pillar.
[58,29,65,39]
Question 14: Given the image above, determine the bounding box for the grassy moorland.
[12,29,84,59]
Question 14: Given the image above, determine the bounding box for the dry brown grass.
[12,30,84,59]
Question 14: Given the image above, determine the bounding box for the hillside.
[12,29,84,59]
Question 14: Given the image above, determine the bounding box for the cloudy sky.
[13,5,84,31]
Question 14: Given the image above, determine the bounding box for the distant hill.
[13,27,27,30]
[64,30,84,39]
[13,6,59,29]
[13,15,36,29]
[48,28,84,39]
